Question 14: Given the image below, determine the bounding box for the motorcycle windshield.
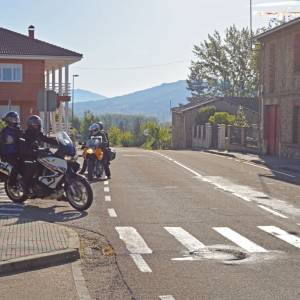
[86,136,103,148]
[56,132,76,156]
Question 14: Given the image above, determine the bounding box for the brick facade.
[0,59,44,124]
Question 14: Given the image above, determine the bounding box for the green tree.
[195,105,216,125]
[209,112,235,125]
[108,126,122,146]
[120,131,134,147]
[187,25,258,100]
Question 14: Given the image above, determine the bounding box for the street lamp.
[71,74,79,125]
[250,0,253,48]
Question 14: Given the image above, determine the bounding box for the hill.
[73,89,107,103]
[74,80,189,121]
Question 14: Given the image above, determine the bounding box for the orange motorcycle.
[82,136,105,181]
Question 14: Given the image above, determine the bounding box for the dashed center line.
[105,195,111,202]
[159,295,176,300]
[108,208,117,218]
[104,187,110,193]
[104,181,109,185]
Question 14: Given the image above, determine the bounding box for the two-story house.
[257,18,300,158]
[0,25,82,131]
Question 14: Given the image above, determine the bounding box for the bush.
[108,127,122,146]
[120,131,134,147]
[209,112,235,125]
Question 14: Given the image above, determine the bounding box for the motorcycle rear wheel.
[4,180,27,203]
[65,175,93,211]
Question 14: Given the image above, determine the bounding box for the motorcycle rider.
[97,122,111,179]
[20,115,59,196]
[80,122,111,179]
[0,111,22,187]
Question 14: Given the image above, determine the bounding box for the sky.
[1,0,299,97]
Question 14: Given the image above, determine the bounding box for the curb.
[0,248,80,276]
[204,150,237,159]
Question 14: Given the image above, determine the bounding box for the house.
[0,25,82,131]
[257,18,300,158]
[172,96,258,149]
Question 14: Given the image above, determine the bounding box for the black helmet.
[97,122,103,131]
[3,111,20,128]
[89,123,100,136]
[27,115,42,132]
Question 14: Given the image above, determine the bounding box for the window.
[0,64,22,82]
[269,44,275,93]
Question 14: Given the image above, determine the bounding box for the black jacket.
[19,130,59,161]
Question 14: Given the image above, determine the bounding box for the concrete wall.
[0,59,44,124]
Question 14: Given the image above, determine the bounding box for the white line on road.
[104,187,110,193]
[258,205,288,219]
[130,254,152,273]
[0,213,20,216]
[164,227,206,251]
[108,208,117,218]
[242,161,296,178]
[159,295,176,300]
[115,226,152,254]
[104,181,109,185]
[258,226,300,248]
[155,152,300,217]
[213,227,268,253]
[105,195,111,202]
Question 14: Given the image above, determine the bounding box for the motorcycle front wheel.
[87,158,95,182]
[65,174,93,211]
[4,180,27,203]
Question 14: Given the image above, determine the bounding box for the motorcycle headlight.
[86,148,94,154]
[64,155,78,161]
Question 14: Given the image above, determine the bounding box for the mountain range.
[74,89,107,102]
[74,80,190,121]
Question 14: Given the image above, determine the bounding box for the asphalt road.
[12,148,300,300]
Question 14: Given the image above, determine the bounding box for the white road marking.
[213,227,268,253]
[0,213,20,216]
[105,195,111,202]
[115,226,152,254]
[242,161,296,178]
[130,254,152,272]
[108,208,117,218]
[258,205,288,219]
[155,152,300,217]
[258,226,300,249]
[164,227,205,251]
[104,181,109,185]
[159,295,176,300]
[104,187,110,193]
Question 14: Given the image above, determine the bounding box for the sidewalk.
[205,149,300,174]
[0,217,79,275]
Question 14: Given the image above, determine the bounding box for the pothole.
[184,245,248,261]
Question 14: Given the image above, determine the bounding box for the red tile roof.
[0,27,82,57]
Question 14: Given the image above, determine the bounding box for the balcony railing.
[46,83,71,96]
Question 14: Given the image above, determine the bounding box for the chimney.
[28,25,35,39]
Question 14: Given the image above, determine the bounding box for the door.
[265,105,279,155]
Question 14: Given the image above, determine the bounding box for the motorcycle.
[82,135,106,181]
[0,132,93,211]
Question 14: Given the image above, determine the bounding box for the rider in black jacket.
[0,111,22,187]
[20,115,58,196]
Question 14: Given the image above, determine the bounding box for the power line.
[72,60,188,71]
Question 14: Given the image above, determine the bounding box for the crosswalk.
[0,183,24,217]
[115,224,300,272]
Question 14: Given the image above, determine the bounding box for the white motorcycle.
[0,132,93,211]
